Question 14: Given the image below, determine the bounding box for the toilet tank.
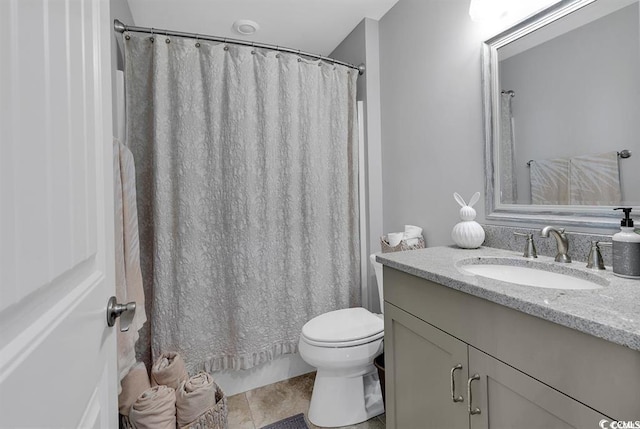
[369,254,384,313]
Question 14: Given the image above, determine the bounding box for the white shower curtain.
[500,92,517,203]
[124,33,360,372]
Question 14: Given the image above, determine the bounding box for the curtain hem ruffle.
[198,340,300,372]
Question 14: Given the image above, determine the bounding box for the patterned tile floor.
[227,372,386,429]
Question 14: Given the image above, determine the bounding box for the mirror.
[482,0,640,229]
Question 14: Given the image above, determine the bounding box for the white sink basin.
[459,259,605,290]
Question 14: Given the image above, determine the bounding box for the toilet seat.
[301,307,384,348]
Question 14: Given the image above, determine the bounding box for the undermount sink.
[458,258,607,290]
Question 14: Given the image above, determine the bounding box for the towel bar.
[527,150,631,166]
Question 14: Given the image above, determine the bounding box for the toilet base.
[308,364,384,427]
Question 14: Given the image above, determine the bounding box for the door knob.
[106,296,136,331]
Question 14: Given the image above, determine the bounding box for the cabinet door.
[468,347,609,429]
[385,303,469,429]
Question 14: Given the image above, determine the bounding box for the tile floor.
[227,372,386,429]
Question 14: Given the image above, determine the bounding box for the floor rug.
[260,413,310,429]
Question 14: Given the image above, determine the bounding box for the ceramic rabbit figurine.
[451,192,485,249]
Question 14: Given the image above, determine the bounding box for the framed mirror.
[482,0,639,229]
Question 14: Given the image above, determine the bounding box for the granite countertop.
[377,246,640,352]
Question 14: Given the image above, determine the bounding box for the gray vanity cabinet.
[384,303,606,429]
[385,304,469,429]
[383,267,637,429]
[468,347,606,429]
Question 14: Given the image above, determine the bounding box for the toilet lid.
[302,307,384,344]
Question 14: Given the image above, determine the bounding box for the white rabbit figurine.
[451,192,485,249]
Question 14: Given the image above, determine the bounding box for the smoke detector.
[232,19,260,35]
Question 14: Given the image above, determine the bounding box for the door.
[468,347,608,429]
[385,303,469,429]
[0,0,117,427]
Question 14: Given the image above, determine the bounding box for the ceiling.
[126,0,400,56]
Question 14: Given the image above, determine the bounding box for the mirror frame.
[482,0,638,230]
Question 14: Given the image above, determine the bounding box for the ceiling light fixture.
[232,19,260,35]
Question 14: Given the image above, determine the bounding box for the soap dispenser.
[612,208,640,279]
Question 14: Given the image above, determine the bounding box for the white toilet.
[298,254,385,427]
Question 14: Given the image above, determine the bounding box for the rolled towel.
[118,362,151,416]
[386,232,403,247]
[176,372,226,428]
[403,225,423,246]
[129,385,176,429]
[151,352,189,390]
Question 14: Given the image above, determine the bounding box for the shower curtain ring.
[165,30,170,44]
[150,28,155,43]
[195,34,200,48]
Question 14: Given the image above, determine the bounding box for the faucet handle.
[514,232,537,259]
[586,241,611,270]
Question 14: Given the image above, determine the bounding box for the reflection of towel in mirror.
[530,158,569,204]
[569,152,621,205]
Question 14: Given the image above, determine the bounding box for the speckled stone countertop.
[377,246,640,352]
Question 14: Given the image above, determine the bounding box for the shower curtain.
[500,92,517,203]
[124,32,360,372]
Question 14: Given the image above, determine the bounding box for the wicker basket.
[120,383,228,429]
[380,235,425,253]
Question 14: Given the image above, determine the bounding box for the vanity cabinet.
[383,267,640,429]
[386,304,469,429]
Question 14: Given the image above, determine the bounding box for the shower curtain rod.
[114,19,365,75]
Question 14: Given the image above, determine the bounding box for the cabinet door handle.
[467,374,481,415]
[450,364,464,403]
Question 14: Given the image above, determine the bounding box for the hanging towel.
[530,158,570,205]
[569,151,622,205]
[114,138,147,387]
[176,372,227,429]
[118,362,151,416]
[115,70,126,143]
[129,385,177,429]
[151,352,189,390]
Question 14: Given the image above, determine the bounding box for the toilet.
[298,254,385,427]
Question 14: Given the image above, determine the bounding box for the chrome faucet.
[540,226,571,263]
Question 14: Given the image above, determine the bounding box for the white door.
[0,0,117,427]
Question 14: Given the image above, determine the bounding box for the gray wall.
[331,19,384,313]
[110,0,135,137]
[379,0,486,247]
[501,3,640,205]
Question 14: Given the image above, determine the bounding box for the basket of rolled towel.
[120,352,228,429]
[381,224,425,253]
